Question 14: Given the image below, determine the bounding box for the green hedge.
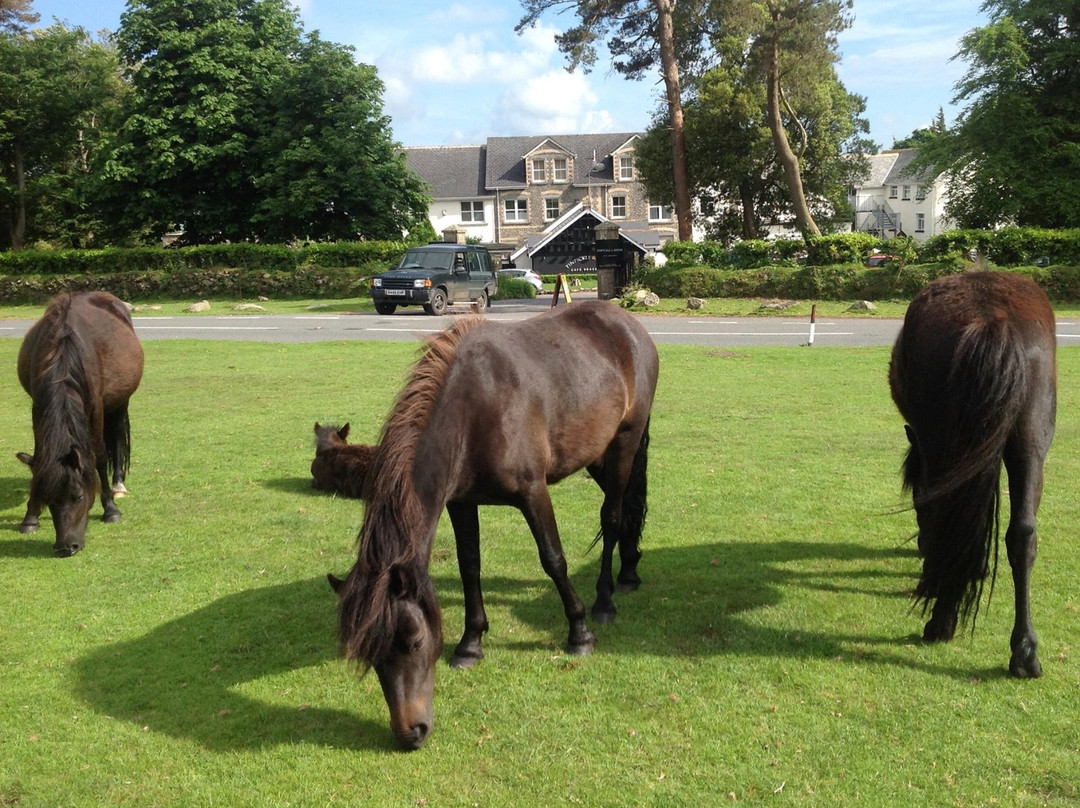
[0,241,408,277]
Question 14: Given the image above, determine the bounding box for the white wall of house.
[425,198,496,243]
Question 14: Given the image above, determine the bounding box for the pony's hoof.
[450,651,483,669]
[111,483,129,499]
[591,603,617,625]
[103,511,122,524]
[1009,656,1042,679]
[19,521,39,534]
[567,631,596,656]
[922,614,956,644]
[615,577,641,594]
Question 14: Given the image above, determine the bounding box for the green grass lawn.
[1,337,1078,807]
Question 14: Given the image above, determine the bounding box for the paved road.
[3,296,1080,348]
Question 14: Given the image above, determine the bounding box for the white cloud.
[496,70,615,135]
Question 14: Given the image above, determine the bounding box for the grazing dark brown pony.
[310,422,376,498]
[330,300,658,750]
[17,291,144,556]
[890,272,1056,678]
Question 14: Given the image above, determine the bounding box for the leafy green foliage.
[0,24,125,249]
[98,0,428,245]
[918,0,1080,228]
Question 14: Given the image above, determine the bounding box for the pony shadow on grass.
[431,536,992,680]
[72,576,393,752]
[0,476,56,558]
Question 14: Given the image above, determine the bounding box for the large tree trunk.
[9,144,27,250]
[739,177,757,239]
[655,0,693,241]
[765,17,820,238]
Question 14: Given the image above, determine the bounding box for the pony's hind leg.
[104,406,132,498]
[447,502,489,668]
[1003,440,1050,678]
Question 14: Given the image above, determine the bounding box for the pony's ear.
[339,423,350,440]
[61,447,83,471]
[904,424,915,445]
[327,572,345,594]
[15,451,33,467]
[314,422,322,432]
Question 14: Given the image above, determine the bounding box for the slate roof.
[509,202,651,263]
[484,133,640,190]
[856,148,932,188]
[404,145,487,199]
[881,148,929,184]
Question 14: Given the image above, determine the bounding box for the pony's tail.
[913,317,1029,626]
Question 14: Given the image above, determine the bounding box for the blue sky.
[31,0,986,149]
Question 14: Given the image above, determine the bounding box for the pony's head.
[314,422,350,452]
[329,564,443,750]
[17,447,97,556]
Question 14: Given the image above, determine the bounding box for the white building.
[849,148,954,242]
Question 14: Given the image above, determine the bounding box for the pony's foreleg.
[522,486,596,655]
[19,498,41,534]
[447,502,488,669]
[1004,448,1047,679]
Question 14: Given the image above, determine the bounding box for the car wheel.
[474,291,488,310]
[424,288,448,316]
[374,301,397,315]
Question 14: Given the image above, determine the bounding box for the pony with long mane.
[17,291,144,556]
[889,271,1056,677]
[330,300,658,749]
[310,422,375,498]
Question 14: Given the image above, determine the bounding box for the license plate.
[385,289,406,296]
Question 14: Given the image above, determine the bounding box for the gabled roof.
[881,148,930,184]
[486,133,643,190]
[509,202,650,263]
[404,145,487,199]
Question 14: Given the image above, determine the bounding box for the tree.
[0,0,38,35]
[0,24,123,249]
[893,109,947,149]
[916,0,1080,228]
[634,0,870,242]
[99,0,427,244]
[516,0,697,241]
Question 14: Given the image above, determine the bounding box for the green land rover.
[370,243,498,316]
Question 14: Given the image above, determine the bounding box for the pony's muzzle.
[53,541,82,557]
[394,720,431,751]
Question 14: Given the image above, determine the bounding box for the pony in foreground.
[310,422,375,498]
[330,300,658,749]
[890,272,1056,677]
[17,291,144,556]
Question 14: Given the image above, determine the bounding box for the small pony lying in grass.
[310,422,375,499]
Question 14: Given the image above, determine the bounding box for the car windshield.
[397,250,454,270]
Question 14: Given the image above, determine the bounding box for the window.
[610,195,627,218]
[460,201,484,223]
[504,198,528,222]
[648,201,672,222]
[619,156,634,181]
[544,198,560,221]
[902,185,911,200]
[916,213,926,232]
[915,185,927,201]
[553,158,568,182]
[889,185,898,199]
[531,158,546,183]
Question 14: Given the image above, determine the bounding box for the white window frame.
[552,158,568,182]
[531,158,546,183]
[504,198,528,222]
[902,185,911,200]
[915,185,927,201]
[610,195,627,219]
[619,156,634,181]
[460,201,484,223]
[916,213,926,232]
[889,185,898,199]
[648,201,672,222]
[544,198,560,221]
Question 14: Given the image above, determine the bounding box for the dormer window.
[619,155,634,181]
[531,158,546,183]
[553,158,568,182]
